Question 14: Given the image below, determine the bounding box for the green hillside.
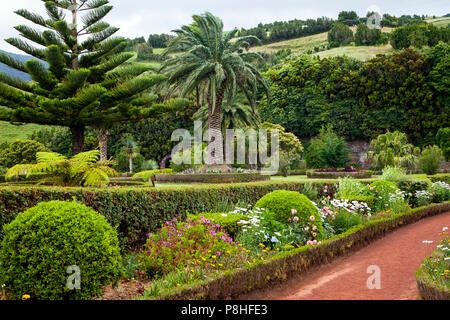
[250,26,394,61]
[0,121,50,144]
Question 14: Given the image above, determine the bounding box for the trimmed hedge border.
[415,250,450,300]
[0,181,344,250]
[151,202,450,300]
[155,173,270,184]
[306,170,372,179]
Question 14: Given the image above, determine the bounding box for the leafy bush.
[330,210,364,234]
[420,145,444,175]
[187,212,249,238]
[368,131,415,170]
[305,125,351,169]
[436,128,450,161]
[328,22,354,47]
[369,180,404,212]
[137,217,248,278]
[428,182,450,203]
[0,201,122,300]
[381,166,408,185]
[337,177,368,198]
[337,195,375,209]
[255,190,321,225]
[415,190,433,207]
[0,139,50,169]
[301,182,318,200]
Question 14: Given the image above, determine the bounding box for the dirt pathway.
[241,211,450,300]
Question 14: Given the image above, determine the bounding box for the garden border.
[151,202,450,300]
[306,170,372,179]
[155,173,270,184]
[415,250,450,300]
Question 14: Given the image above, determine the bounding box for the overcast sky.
[0,0,448,53]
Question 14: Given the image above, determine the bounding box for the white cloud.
[0,0,447,53]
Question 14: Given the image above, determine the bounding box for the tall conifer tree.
[0,0,188,155]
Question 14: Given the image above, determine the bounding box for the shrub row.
[155,173,270,184]
[151,202,450,300]
[0,181,342,250]
[306,170,373,179]
[415,241,450,300]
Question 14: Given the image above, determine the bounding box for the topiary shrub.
[0,201,122,300]
[255,190,323,238]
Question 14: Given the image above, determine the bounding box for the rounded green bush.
[255,190,323,238]
[0,201,122,300]
[370,180,399,194]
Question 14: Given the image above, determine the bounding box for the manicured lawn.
[0,121,51,144]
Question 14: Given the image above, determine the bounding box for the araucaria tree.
[0,0,188,155]
[160,12,268,165]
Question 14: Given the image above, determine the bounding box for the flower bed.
[146,202,450,300]
[415,234,450,300]
[155,173,270,184]
[307,170,372,179]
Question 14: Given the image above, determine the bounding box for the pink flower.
[307,240,313,245]
[310,216,316,221]
[327,196,331,200]
[312,232,317,237]
[322,200,327,204]
[312,225,317,231]
[291,209,297,215]
[304,226,309,231]
[318,241,322,245]
[293,216,299,222]
[312,240,317,245]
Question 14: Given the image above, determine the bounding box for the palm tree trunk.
[97,128,109,161]
[129,156,133,174]
[207,88,225,165]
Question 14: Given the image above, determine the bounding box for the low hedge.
[428,174,450,184]
[338,195,376,208]
[415,239,450,300]
[0,181,345,250]
[306,170,372,179]
[155,173,270,184]
[150,202,450,300]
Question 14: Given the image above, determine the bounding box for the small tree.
[419,145,444,175]
[328,22,354,47]
[369,131,416,169]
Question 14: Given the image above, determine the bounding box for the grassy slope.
[250,26,395,61]
[0,121,50,144]
[426,17,450,27]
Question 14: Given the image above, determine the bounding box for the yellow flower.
[177,283,181,287]
[259,243,265,247]
[22,294,31,300]
[211,264,216,267]
[218,263,223,267]
[201,257,206,261]
[212,255,217,259]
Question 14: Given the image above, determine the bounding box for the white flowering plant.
[415,190,433,207]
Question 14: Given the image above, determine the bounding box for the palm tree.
[122,138,141,174]
[5,150,117,187]
[160,12,268,165]
[369,131,415,169]
[193,95,261,133]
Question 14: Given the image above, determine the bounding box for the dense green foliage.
[0,139,49,168]
[328,22,354,47]
[390,22,450,49]
[305,126,351,169]
[420,145,444,175]
[260,45,449,146]
[5,150,118,187]
[0,201,122,300]
[369,131,416,169]
[354,24,388,46]
[436,128,450,161]
[255,190,322,236]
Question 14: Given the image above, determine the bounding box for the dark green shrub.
[187,212,249,238]
[370,180,398,194]
[397,178,432,206]
[420,145,444,175]
[330,210,364,234]
[0,139,50,168]
[0,201,122,300]
[428,183,450,203]
[255,190,324,239]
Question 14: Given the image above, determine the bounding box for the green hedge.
[338,195,375,208]
[306,170,373,179]
[155,173,270,184]
[428,174,450,184]
[0,181,343,250]
[150,202,450,300]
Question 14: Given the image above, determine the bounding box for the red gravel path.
[242,211,450,300]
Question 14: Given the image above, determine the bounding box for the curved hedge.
[155,173,270,184]
[307,170,372,179]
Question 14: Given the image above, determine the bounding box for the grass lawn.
[316,44,394,61]
[426,17,450,27]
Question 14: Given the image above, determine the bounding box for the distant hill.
[0,50,33,81]
[444,13,450,17]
